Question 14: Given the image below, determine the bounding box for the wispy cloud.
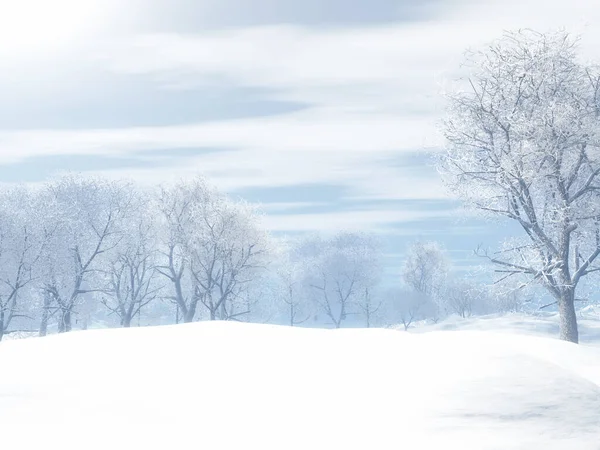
[261,207,457,232]
[1,0,597,245]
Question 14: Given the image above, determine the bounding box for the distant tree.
[439,29,600,343]
[445,280,485,318]
[301,232,380,328]
[272,241,312,327]
[357,287,382,328]
[386,288,426,331]
[402,240,449,322]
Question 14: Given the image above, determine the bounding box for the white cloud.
[1,0,599,234]
[0,108,447,199]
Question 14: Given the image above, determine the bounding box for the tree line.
[0,173,529,340]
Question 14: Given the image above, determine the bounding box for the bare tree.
[157,177,271,322]
[386,288,425,331]
[272,241,312,327]
[402,240,449,322]
[357,287,382,328]
[39,174,135,333]
[101,200,162,327]
[439,29,600,343]
[445,281,478,318]
[0,187,49,340]
[302,232,380,329]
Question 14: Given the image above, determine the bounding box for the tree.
[386,288,426,331]
[445,280,481,318]
[402,240,449,322]
[101,198,162,327]
[356,287,382,328]
[39,174,136,333]
[272,241,312,327]
[439,29,600,343]
[157,176,271,322]
[0,187,49,340]
[302,232,380,328]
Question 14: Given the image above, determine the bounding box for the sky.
[1,0,599,285]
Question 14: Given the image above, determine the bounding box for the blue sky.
[0,0,598,286]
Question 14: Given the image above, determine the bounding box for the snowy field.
[1,317,600,449]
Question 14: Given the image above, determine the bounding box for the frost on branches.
[156,176,271,323]
[439,29,600,343]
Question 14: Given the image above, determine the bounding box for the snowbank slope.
[1,322,599,449]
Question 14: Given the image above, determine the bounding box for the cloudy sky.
[1,0,598,283]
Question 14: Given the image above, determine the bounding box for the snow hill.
[1,319,600,449]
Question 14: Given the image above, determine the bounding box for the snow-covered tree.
[444,280,491,318]
[0,186,49,340]
[402,240,449,322]
[156,176,271,322]
[302,231,381,328]
[271,240,312,327]
[439,29,600,342]
[101,193,162,327]
[38,174,136,334]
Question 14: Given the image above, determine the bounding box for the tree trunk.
[0,310,4,342]
[39,292,52,337]
[122,316,132,328]
[220,300,227,320]
[183,309,195,323]
[558,289,578,343]
[59,309,72,333]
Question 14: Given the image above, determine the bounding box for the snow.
[405,312,600,347]
[1,320,600,449]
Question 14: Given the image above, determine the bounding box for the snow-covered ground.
[405,311,600,347]
[1,318,600,449]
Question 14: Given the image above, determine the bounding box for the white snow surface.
[1,319,600,449]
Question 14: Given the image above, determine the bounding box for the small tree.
[357,287,382,328]
[386,288,425,331]
[439,29,600,343]
[445,280,489,318]
[402,240,449,322]
[272,241,312,327]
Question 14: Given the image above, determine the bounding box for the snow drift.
[1,321,600,449]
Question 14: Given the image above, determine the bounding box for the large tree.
[101,193,162,328]
[39,174,136,333]
[156,176,271,322]
[439,29,600,343]
[0,186,49,340]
